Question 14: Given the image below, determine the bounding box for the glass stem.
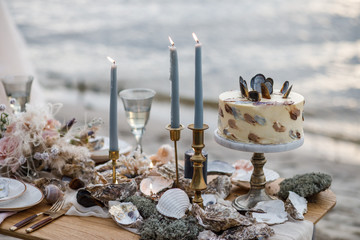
[132,128,144,153]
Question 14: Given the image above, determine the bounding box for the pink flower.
[0,136,21,163]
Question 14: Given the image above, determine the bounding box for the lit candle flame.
[149,161,154,169]
[107,56,115,64]
[149,182,153,196]
[168,36,175,46]
[192,32,199,43]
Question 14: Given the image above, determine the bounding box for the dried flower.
[9,99,16,105]
[0,104,6,111]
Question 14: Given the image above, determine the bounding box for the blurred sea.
[5,0,360,160]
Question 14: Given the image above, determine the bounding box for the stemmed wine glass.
[1,75,33,113]
[119,88,156,153]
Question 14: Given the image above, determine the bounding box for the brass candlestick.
[188,124,209,208]
[109,150,119,184]
[166,124,184,187]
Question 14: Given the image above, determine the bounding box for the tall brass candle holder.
[188,124,209,208]
[166,124,184,187]
[109,150,119,184]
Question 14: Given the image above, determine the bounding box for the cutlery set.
[9,198,66,233]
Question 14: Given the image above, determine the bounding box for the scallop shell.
[109,202,142,227]
[140,176,173,196]
[44,184,64,204]
[156,188,190,219]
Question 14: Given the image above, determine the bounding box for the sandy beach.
[39,88,358,240]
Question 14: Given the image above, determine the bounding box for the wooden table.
[0,183,336,240]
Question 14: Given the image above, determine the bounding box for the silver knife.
[26,208,67,233]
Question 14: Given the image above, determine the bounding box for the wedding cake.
[217,74,304,145]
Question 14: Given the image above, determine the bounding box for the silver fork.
[10,198,65,231]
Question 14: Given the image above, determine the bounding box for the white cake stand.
[214,130,304,210]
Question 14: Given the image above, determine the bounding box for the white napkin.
[64,189,110,218]
[0,211,16,224]
[270,219,314,240]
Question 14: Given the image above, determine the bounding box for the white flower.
[0,104,6,111]
[41,152,50,161]
[19,156,26,164]
[34,152,42,160]
[50,146,60,156]
[9,99,16,104]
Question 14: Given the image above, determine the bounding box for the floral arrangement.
[0,103,97,183]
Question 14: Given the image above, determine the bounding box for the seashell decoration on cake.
[140,176,174,196]
[192,203,253,232]
[285,191,308,220]
[156,188,190,219]
[109,202,143,231]
[218,73,304,145]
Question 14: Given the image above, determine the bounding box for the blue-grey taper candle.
[193,33,203,129]
[108,57,118,151]
[169,37,180,128]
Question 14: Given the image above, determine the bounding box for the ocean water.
[5,0,360,146]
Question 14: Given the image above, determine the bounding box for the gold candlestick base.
[166,124,184,187]
[232,152,275,210]
[109,150,119,184]
[188,124,209,208]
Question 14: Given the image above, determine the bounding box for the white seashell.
[44,184,64,204]
[252,200,288,225]
[202,194,217,207]
[149,144,174,165]
[285,191,307,220]
[156,188,190,219]
[109,202,142,226]
[140,176,173,196]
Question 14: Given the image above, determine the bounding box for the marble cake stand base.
[214,130,304,210]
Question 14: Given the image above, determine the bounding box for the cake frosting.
[218,89,304,145]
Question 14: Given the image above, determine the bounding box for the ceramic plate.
[0,178,27,202]
[90,137,132,163]
[230,159,280,187]
[0,183,43,211]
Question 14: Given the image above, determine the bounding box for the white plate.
[0,183,43,211]
[90,137,132,163]
[0,178,26,202]
[230,159,280,186]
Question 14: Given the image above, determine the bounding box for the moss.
[124,195,159,219]
[278,172,332,200]
[140,215,203,240]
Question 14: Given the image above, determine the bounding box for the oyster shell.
[204,176,232,199]
[202,194,217,207]
[198,230,218,240]
[156,162,184,180]
[207,160,235,176]
[86,180,137,204]
[251,200,288,225]
[156,188,190,219]
[285,191,308,220]
[140,176,173,196]
[109,202,143,228]
[219,223,275,240]
[192,203,252,232]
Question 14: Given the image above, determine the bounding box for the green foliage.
[278,172,332,200]
[0,112,9,138]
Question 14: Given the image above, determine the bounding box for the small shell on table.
[251,200,288,225]
[285,191,307,220]
[156,188,190,219]
[44,184,64,204]
[202,194,217,207]
[149,144,174,166]
[140,176,173,196]
[204,176,232,199]
[109,202,142,227]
